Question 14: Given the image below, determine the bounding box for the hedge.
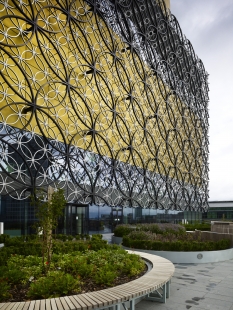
[122,236,231,251]
[114,223,185,237]
[182,223,211,231]
[0,235,109,267]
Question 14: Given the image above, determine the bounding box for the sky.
[171,0,233,201]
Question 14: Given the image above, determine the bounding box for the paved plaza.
[102,234,233,310]
[136,259,233,310]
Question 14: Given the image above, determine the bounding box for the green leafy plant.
[122,237,231,251]
[114,224,136,237]
[114,223,186,237]
[0,234,10,243]
[27,271,80,299]
[94,266,117,286]
[0,278,12,302]
[0,242,146,302]
[182,223,211,231]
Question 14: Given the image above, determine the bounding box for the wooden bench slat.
[50,299,57,310]
[108,286,141,299]
[62,297,77,310]
[22,302,30,310]
[39,300,45,310]
[0,303,15,310]
[67,296,84,310]
[103,289,127,302]
[16,303,26,310]
[98,288,128,302]
[28,300,35,310]
[45,299,51,310]
[34,300,40,310]
[54,298,64,310]
[84,292,108,307]
[72,295,92,310]
[10,302,21,310]
[90,290,121,304]
[79,294,103,308]
[59,298,71,310]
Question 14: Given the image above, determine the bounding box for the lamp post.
[113,206,122,225]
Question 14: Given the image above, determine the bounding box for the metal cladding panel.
[0,0,209,211]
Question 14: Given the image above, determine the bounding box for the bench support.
[102,280,171,310]
[145,280,170,304]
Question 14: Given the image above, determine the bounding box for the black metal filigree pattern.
[0,0,209,210]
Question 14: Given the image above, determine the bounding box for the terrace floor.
[102,233,233,310]
[136,257,233,310]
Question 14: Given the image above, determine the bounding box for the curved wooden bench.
[0,251,175,310]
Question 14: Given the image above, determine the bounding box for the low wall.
[123,246,233,264]
[196,231,233,247]
[211,221,233,234]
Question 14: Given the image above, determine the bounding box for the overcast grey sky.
[171,0,233,201]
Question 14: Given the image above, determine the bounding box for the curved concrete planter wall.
[112,236,233,264]
[112,236,122,244]
[122,247,233,264]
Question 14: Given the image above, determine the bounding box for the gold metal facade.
[0,0,209,210]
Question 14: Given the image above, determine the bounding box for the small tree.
[31,187,66,273]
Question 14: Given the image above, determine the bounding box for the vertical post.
[48,185,54,201]
[76,206,83,234]
[162,283,167,303]
[0,222,4,234]
[47,186,54,263]
[166,280,170,298]
[130,299,135,310]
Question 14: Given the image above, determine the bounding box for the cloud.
[171,0,233,201]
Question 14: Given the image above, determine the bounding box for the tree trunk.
[46,186,54,268]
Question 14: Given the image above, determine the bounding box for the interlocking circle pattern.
[0,0,209,211]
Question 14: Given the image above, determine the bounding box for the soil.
[6,265,148,302]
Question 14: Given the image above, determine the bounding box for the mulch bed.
[6,265,148,302]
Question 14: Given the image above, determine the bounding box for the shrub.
[0,243,146,302]
[126,230,156,241]
[88,239,108,251]
[0,278,11,302]
[5,268,27,285]
[0,243,42,267]
[91,234,103,240]
[114,223,185,237]
[114,225,135,237]
[122,238,231,251]
[0,234,10,243]
[94,266,117,286]
[182,223,211,231]
[27,271,80,299]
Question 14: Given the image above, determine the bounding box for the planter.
[122,246,233,264]
[111,235,123,244]
[0,252,174,308]
[112,230,233,263]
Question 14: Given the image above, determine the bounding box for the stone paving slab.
[136,258,233,310]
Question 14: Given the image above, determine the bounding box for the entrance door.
[63,203,89,235]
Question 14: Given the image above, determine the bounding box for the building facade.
[205,201,233,221]
[0,0,209,235]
